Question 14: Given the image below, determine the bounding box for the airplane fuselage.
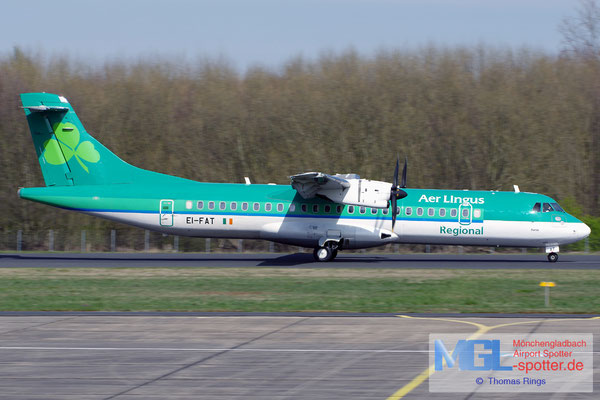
[19,181,591,250]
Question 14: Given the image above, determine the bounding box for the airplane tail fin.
[20,93,151,186]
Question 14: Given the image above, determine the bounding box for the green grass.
[0,268,598,313]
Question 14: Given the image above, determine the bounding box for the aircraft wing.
[290,172,390,208]
[290,172,350,199]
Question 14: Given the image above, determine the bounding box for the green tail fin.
[21,93,157,186]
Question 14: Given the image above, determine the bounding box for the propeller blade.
[394,157,399,189]
[391,156,408,230]
[392,195,397,230]
[401,157,407,188]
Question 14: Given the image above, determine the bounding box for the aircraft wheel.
[313,247,333,262]
[547,252,559,263]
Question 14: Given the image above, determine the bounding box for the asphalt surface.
[0,314,597,399]
[1,252,600,268]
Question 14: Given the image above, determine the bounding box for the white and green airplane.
[19,93,591,262]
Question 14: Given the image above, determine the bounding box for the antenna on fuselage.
[244,177,251,185]
[513,185,520,193]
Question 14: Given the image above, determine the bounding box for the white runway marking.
[0,346,430,353]
[0,346,597,354]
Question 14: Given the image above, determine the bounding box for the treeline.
[1,45,599,251]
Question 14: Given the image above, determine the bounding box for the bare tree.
[561,0,600,60]
[561,0,600,214]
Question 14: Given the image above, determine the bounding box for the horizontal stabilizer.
[22,105,69,113]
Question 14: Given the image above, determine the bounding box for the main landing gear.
[547,252,559,263]
[313,244,339,262]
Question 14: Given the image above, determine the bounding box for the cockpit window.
[551,203,565,212]
[532,203,541,212]
[542,203,554,213]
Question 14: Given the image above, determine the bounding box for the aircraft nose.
[582,223,591,239]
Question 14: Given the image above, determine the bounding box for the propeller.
[390,157,408,230]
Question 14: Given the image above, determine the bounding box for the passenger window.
[360,206,366,214]
[348,205,354,214]
[417,207,423,216]
[219,201,226,210]
[450,209,457,217]
[532,203,541,212]
[253,202,260,211]
[301,204,307,212]
[231,202,237,211]
[462,208,469,218]
[473,209,481,218]
[371,208,377,215]
[406,207,412,216]
[439,208,446,217]
[336,205,342,213]
[428,208,434,217]
[543,203,554,213]
[242,202,248,211]
[324,205,331,213]
[312,204,319,213]
[197,201,204,210]
[208,201,215,210]
[396,206,400,215]
[277,203,284,212]
[265,203,272,212]
[185,200,192,210]
[290,204,296,212]
[383,208,389,215]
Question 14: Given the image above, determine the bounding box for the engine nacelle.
[319,177,391,209]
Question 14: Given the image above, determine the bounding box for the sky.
[0,0,580,71]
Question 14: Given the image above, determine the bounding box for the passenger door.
[458,203,473,225]
[160,199,174,227]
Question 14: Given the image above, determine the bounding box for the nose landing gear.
[545,245,559,263]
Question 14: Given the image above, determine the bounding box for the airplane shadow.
[259,254,586,267]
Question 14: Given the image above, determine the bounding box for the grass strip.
[0,268,598,313]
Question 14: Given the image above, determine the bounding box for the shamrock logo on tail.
[43,122,100,173]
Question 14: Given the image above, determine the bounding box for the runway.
[1,252,600,269]
[0,314,597,399]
